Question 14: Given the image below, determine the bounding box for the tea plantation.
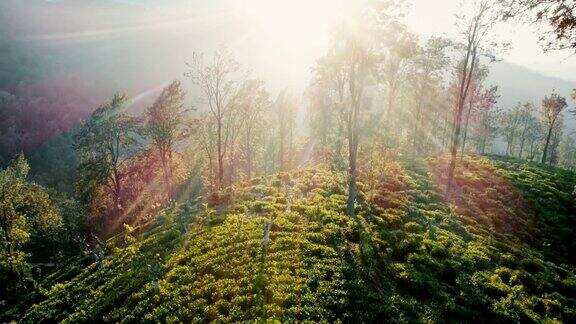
[3,155,576,323]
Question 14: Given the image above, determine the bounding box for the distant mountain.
[487,60,576,132]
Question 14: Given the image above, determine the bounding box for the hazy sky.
[406,0,576,81]
[1,0,575,95]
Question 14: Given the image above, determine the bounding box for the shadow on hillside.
[426,154,541,243]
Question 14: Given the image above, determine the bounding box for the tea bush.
[3,156,576,323]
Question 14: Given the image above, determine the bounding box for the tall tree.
[559,134,576,170]
[446,0,497,200]
[517,102,537,158]
[75,93,141,218]
[541,92,567,164]
[460,66,490,155]
[410,37,450,156]
[275,91,297,173]
[525,116,544,161]
[548,118,564,165]
[475,102,500,154]
[313,49,349,169]
[331,18,377,216]
[380,21,418,121]
[500,102,523,156]
[235,79,270,180]
[145,80,190,200]
[186,50,241,189]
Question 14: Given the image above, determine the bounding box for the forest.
[1,0,576,322]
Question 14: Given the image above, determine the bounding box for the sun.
[233,0,356,50]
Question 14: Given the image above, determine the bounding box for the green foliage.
[0,154,62,300]
[4,158,576,323]
[75,93,141,203]
[489,155,576,264]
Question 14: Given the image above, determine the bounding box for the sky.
[1,0,575,96]
[405,0,576,82]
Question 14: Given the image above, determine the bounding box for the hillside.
[2,154,575,323]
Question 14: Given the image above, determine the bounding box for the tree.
[475,102,500,154]
[75,93,141,218]
[548,117,564,165]
[331,18,377,217]
[446,0,498,200]
[234,79,270,180]
[517,102,537,158]
[459,67,491,155]
[196,114,218,190]
[500,102,523,156]
[380,21,418,122]
[313,49,349,170]
[410,37,450,156]
[523,115,544,161]
[0,154,61,295]
[502,0,576,51]
[145,80,190,200]
[559,133,576,170]
[275,91,297,173]
[306,77,337,158]
[186,50,241,189]
[541,92,567,164]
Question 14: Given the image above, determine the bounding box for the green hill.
[3,155,576,323]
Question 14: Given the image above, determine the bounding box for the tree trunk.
[207,154,214,191]
[160,151,172,201]
[113,167,122,218]
[441,119,448,152]
[386,83,396,120]
[446,100,464,200]
[518,137,525,158]
[412,86,424,159]
[246,128,252,180]
[2,217,17,292]
[460,100,473,157]
[346,141,358,217]
[542,126,553,164]
[217,116,224,189]
[229,143,236,185]
[518,119,529,158]
[446,52,477,200]
[279,130,285,172]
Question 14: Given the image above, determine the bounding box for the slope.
[3,154,576,323]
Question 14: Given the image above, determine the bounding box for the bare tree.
[502,0,576,51]
[186,49,241,189]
